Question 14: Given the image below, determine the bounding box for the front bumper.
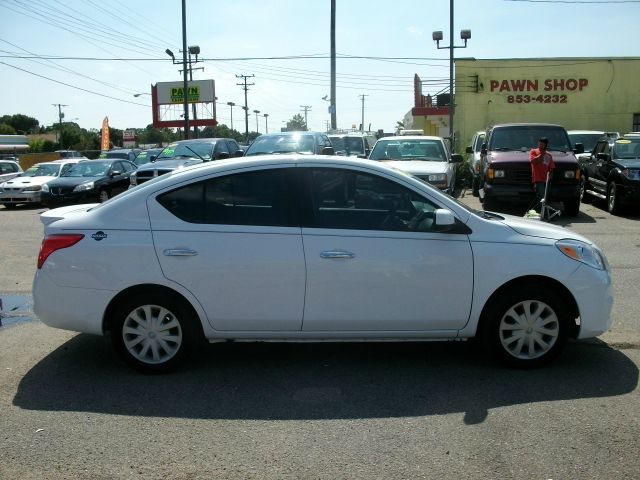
[41,189,98,207]
[618,182,640,205]
[569,263,614,338]
[484,182,580,202]
[0,190,42,204]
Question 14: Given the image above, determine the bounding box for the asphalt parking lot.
[1,195,639,479]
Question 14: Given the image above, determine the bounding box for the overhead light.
[432,31,443,42]
[165,49,175,60]
[188,45,200,55]
[460,29,471,40]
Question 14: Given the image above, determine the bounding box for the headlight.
[130,172,137,186]
[73,181,95,192]
[428,173,447,183]
[41,183,50,192]
[563,170,577,179]
[494,170,505,178]
[22,185,42,192]
[622,169,640,180]
[556,239,606,270]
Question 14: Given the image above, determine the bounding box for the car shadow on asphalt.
[13,336,638,424]
[584,198,640,221]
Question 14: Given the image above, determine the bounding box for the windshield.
[245,134,316,156]
[99,151,129,160]
[568,133,603,152]
[473,133,485,152]
[21,164,61,177]
[613,138,640,159]
[490,126,572,152]
[370,139,447,162]
[157,142,214,161]
[329,136,345,151]
[63,161,110,177]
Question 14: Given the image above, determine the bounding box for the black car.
[580,135,640,214]
[41,159,137,207]
[244,131,335,156]
[98,149,141,163]
[130,138,243,186]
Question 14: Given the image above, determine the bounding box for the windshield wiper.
[183,145,205,161]
[478,210,504,220]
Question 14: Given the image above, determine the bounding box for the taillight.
[37,234,84,269]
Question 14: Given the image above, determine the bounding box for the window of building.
[633,113,640,132]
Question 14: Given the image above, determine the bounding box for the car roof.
[169,138,229,145]
[491,123,565,128]
[256,131,322,137]
[377,136,444,141]
[567,130,605,134]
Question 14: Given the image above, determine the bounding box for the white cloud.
[406,26,423,37]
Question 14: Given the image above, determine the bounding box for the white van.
[328,132,378,157]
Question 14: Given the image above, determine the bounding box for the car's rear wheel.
[99,189,110,203]
[111,292,200,373]
[481,285,569,368]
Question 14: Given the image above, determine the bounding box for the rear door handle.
[163,248,198,256]
[320,250,355,259]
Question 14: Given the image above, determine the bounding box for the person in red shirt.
[530,137,555,212]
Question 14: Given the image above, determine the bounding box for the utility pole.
[330,0,337,130]
[52,103,68,146]
[227,102,236,131]
[236,74,255,143]
[358,94,369,132]
[253,110,260,133]
[263,113,269,134]
[325,119,330,133]
[300,105,312,130]
[180,0,189,139]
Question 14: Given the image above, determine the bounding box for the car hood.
[2,175,56,187]
[487,150,578,165]
[47,176,104,187]
[139,158,203,171]
[380,160,449,175]
[496,213,592,243]
[615,158,640,169]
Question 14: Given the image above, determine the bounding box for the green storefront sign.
[170,86,200,103]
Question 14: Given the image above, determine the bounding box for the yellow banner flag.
[100,117,110,151]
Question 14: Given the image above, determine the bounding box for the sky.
[1,0,639,135]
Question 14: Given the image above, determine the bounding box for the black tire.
[2,203,16,209]
[98,189,110,203]
[482,196,498,211]
[480,285,570,369]
[579,175,590,203]
[472,177,480,197]
[110,292,201,373]
[607,181,621,215]
[564,196,580,217]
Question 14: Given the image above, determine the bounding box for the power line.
[505,0,639,3]
[0,61,151,107]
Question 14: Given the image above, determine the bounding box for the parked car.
[465,130,486,196]
[133,148,164,167]
[98,149,141,163]
[479,123,583,216]
[130,138,243,187]
[33,155,612,372]
[368,136,462,194]
[41,159,136,206]
[579,135,640,214]
[244,131,334,156]
[567,130,607,163]
[0,160,81,208]
[0,159,22,184]
[55,150,89,160]
[328,132,377,157]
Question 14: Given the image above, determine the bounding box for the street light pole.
[253,110,260,133]
[359,94,368,132]
[227,102,236,131]
[263,113,269,134]
[180,0,189,140]
[433,0,470,151]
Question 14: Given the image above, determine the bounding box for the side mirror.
[217,152,230,160]
[110,170,121,177]
[596,152,608,161]
[365,148,371,156]
[234,149,244,157]
[321,146,335,155]
[481,142,488,156]
[465,146,473,154]
[149,155,157,162]
[573,143,584,154]
[450,153,463,163]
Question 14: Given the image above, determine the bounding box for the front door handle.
[163,248,198,256]
[320,250,355,259]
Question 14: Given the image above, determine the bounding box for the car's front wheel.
[481,285,570,368]
[111,292,200,373]
[607,181,621,215]
[99,189,110,203]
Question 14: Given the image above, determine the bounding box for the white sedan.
[33,155,613,372]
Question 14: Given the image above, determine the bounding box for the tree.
[395,120,404,134]
[286,114,307,131]
[0,123,16,134]
[0,114,39,133]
